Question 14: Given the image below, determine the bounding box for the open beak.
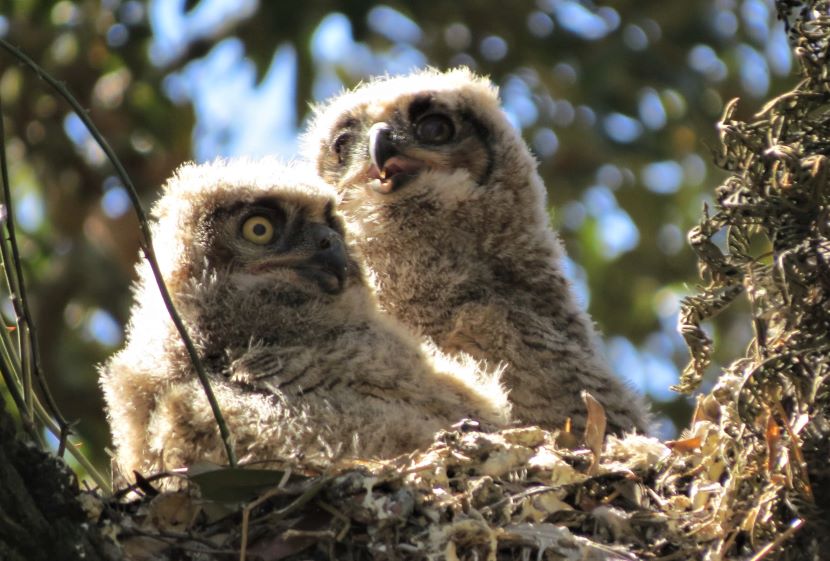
[368,122,425,194]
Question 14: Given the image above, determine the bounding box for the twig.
[240,486,284,561]
[481,484,558,514]
[316,499,351,541]
[120,526,237,556]
[0,92,68,434]
[240,477,329,561]
[111,471,184,500]
[747,518,804,561]
[0,220,108,491]
[0,91,110,490]
[0,38,237,468]
[772,400,813,500]
[31,392,112,494]
[0,341,40,443]
[280,529,335,540]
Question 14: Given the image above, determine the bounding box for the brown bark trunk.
[0,400,121,561]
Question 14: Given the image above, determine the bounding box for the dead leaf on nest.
[436,518,499,561]
[692,393,722,424]
[582,391,607,476]
[78,491,104,521]
[665,436,702,452]
[527,446,586,485]
[479,443,534,478]
[518,489,572,522]
[246,505,333,561]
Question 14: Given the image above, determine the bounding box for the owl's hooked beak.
[296,223,349,295]
[368,122,424,194]
[251,223,348,294]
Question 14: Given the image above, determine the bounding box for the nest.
[86,387,815,561]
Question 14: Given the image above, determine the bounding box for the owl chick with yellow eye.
[303,68,649,435]
[99,158,510,479]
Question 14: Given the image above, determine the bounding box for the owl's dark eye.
[332,132,352,164]
[415,114,455,145]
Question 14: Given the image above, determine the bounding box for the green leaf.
[187,462,288,503]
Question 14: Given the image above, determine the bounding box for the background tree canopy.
[0,0,795,478]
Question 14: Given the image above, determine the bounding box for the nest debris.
[88,404,810,561]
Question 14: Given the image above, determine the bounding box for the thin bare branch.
[0,38,237,468]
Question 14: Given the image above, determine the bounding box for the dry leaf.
[582,391,607,475]
[665,436,702,452]
[764,411,781,474]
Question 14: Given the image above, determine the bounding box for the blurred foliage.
[0,0,797,476]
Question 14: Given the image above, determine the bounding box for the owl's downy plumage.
[99,158,510,479]
[304,68,648,435]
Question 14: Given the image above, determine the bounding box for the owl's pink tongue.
[381,155,422,178]
[368,156,425,194]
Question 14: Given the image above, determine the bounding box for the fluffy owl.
[303,68,648,435]
[99,158,510,479]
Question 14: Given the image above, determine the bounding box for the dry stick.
[0,39,237,467]
[240,478,330,561]
[747,518,804,561]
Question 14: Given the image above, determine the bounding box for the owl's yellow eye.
[241,215,274,244]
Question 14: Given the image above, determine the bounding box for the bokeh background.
[0,0,794,475]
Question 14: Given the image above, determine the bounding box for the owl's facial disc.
[220,204,350,295]
[322,95,493,199]
[363,110,490,197]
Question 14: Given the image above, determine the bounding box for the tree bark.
[0,400,120,561]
